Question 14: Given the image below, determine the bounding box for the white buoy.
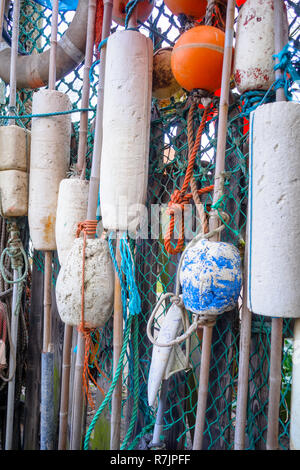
[248,101,300,317]
[55,238,114,327]
[233,0,288,93]
[0,125,30,217]
[55,178,89,266]
[100,29,153,233]
[148,302,183,408]
[28,89,71,251]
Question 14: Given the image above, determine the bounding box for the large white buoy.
[248,101,300,317]
[0,125,30,217]
[233,0,288,93]
[55,177,89,266]
[100,30,153,233]
[55,238,114,327]
[28,89,71,251]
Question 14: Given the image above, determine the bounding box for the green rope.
[83,314,133,450]
[127,420,156,450]
[0,107,95,121]
[120,314,139,450]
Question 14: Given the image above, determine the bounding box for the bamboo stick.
[70,0,113,450]
[48,0,59,92]
[192,0,236,450]
[110,235,123,450]
[8,0,20,125]
[266,0,287,451]
[58,0,97,450]
[0,0,5,43]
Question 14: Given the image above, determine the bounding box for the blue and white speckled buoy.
[180,239,242,316]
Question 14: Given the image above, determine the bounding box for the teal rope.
[124,0,143,30]
[127,420,156,450]
[83,314,133,450]
[0,107,95,121]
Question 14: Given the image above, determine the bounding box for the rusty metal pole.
[70,0,113,450]
[266,0,287,451]
[192,0,236,450]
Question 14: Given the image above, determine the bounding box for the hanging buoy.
[28,89,71,251]
[180,239,242,316]
[152,47,182,100]
[164,0,207,19]
[100,30,153,233]
[55,178,89,266]
[0,125,30,217]
[112,0,154,26]
[233,0,288,93]
[171,25,225,92]
[248,101,300,318]
[55,238,114,327]
[148,302,183,407]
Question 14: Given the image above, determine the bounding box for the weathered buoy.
[164,0,207,19]
[56,238,114,327]
[28,89,71,251]
[55,177,89,266]
[112,0,154,26]
[180,239,242,316]
[0,125,30,217]
[233,0,288,93]
[171,25,225,92]
[148,302,183,407]
[152,47,182,100]
[100,30,153,233]
[248,101,300,318]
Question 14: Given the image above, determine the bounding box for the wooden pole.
[7,0,20,125]
[58,0,97,450]
[266,0,287,451]
[70,0,113,450]
[0,0,5,43]
[110,235,123,450]
[192,0,236,450]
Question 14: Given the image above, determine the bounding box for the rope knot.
[171,295,184,309]
[76,219,98,239]
[195,314,217,328]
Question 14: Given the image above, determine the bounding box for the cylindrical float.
[0,125,30,217]
[100,30,153,233]
[233,0,288,93]
[290,319,300,449]
[247,101,300,317]
[55,178,89,266]
[28,89,71,251]
[55,238,114,327]
[180,239,242,316]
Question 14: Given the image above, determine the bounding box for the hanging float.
[164,0,207,19]
[152,47,182,101]
[112,0,154,26]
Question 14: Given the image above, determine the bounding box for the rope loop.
[0,221,28,284]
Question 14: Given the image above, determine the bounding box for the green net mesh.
[0,0,298,450]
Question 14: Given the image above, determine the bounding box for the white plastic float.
[56,237,114,327]
[55,178,89,266]
[0,125,30,217]
[233,0,288,93]
[100,29,153,233]
[247,101,300,318]
[28,89,71,251]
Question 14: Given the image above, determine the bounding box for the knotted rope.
[76,220,110,409]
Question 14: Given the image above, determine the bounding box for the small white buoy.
[248,101,300,317]
[233,0,288,93]
[55,177,89,266]
[180,239,242,316]
[100,29,153,233]
[148,302,183,408]
[0,125,30,217]
[55,238,114,328]
[28,89,71,251]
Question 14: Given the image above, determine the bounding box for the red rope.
[94,0,104,58]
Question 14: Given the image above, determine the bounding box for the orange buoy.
[171,25,225,92]
[112,0,154,26]
[164,0,207,19]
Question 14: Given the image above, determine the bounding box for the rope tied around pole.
[76,220,111,409]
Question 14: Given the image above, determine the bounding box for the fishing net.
[0,0,298,450]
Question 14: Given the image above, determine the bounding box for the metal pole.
[70,0,113,450]
[266,0,287,451]
[110,235,123,450]
[58,0,97,450]
[5,270,20,450]
[192,0,236,450]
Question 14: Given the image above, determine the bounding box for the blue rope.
[124,0,143,30]
[89,37,109,83]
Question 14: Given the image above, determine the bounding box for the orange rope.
[76,220,111,409]
[164,106,214,255]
